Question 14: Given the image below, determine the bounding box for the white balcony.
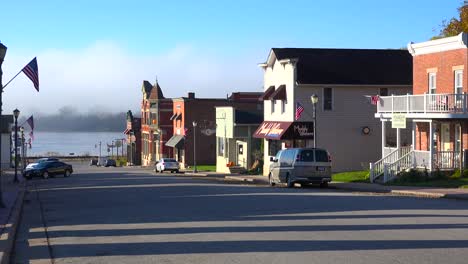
[376,93,468,119]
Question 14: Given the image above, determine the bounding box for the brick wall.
[413,49,467,95]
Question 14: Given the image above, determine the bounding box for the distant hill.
[31,111,128,132]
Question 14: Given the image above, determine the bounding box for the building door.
[440,123,451,168]
[441,123,451,151]
[236,141,248,168]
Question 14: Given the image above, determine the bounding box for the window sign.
[392,113,406,129]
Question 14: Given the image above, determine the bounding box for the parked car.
[104,159,117,167]
[23,161,73,179]
[25,157,59,170]
[89,159,98,166]
[268,148,332,188]
[155,158,180,173]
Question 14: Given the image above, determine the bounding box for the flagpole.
[2,69,23,90]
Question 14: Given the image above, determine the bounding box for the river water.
[23,132,125,156]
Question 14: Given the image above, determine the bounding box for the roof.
[270,48,413,85]
[142,81,165,100]
[235,110,263,124]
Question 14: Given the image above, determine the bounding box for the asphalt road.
[10,163,468,264]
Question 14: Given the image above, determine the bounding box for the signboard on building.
[392,113,406,129]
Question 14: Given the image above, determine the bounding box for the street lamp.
[310,94,319,148]
[13,108,20,183]
[20,126,25,171]
[192,121,198,173]
[0,43,7,207]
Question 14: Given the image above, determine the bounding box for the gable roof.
[270,48,412,85]
[142,80,165,100]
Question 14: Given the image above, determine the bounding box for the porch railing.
[383,150,414,183]
[370,146,411,182]
[377,93,467,114]
[433,151,462,170]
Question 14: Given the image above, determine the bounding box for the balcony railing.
[377,93,468,114]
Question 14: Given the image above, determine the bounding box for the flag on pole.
[295,102,304,120]
[22,57,39,92]
[29,131,34,141]
[25,115,34,130]
[371,95,380,105]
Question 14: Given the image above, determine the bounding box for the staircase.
[370,146,411,183]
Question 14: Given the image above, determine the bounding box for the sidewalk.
[0,170,26,264]
[222,174,468,200]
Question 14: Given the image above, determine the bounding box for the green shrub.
[395,168,428,183]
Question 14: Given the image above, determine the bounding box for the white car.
[155,158,180,173]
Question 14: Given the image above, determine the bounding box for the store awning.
[253,121,292,139]
[165,135,185,148]
[269,84,286,100]
[258,86,275,101]
[253,121,314,140]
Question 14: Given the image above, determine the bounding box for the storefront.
[254,121,315,175]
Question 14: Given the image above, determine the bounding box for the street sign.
[392,113,406,129]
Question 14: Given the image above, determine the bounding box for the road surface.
[11,163,468,263]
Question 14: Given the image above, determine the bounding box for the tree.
[433,4,468,39]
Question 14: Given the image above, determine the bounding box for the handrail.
[370,146,411,182]
[383,150,414,183]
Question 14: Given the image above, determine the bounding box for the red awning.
[253,121,292,139]
[258,86,275,101]
[269,84,286,100]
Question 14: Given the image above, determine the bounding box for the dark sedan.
[23,161,73,179]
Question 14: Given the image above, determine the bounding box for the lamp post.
[13,108,20,183]
[192,121,198,173]
[0,42,7,207]
[310,94,319,148]
[20,127,25,171]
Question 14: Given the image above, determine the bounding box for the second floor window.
[271,100,276,113]
[379,88,388,96]
[429,73,436,94]
[281,100,286,113]
[323,88,333,111]
[455,70,463,94]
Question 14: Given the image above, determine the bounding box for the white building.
[255,48,412,174]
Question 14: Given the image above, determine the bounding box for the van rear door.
[314,149,332,177]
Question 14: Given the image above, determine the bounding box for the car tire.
[64,170,71,177]
[175,169,179,173]
[269,174,275,186]
[286,174,294,188]
[42,171,49,179]
[320,182,329,188]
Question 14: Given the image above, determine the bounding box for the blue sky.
[0,0,462,114]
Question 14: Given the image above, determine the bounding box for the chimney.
[188,92,195,99]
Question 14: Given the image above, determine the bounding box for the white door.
[440,123,451,167]
[441,123,451,151]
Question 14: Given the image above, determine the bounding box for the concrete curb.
[0,183,26,264]
[224,176,258,183]
[389,190,446,199]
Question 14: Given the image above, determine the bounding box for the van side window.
[315,150,328,162]
[300,150,315,162]
[281,150,291,167]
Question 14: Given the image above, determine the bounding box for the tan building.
[256,48,412,173]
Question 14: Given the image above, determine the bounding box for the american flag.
[25,115,34,130]
[29,131,34,141]
[22,57,39,92]
[371,95,380,105]
[295,102,304,120]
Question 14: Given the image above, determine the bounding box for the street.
[10,164,468,264]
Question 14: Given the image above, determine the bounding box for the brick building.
[371,33,468,182]
[140,81,173,166]
[165,92,262,168]
[124,110,141,166]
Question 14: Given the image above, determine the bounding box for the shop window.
[217,137,225,156]
[268,140,281,156]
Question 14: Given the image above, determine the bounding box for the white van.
[268,148,332,188]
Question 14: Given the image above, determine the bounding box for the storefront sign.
[392,113,406,129]
[254,122,292,139]
[293,124,314,137]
